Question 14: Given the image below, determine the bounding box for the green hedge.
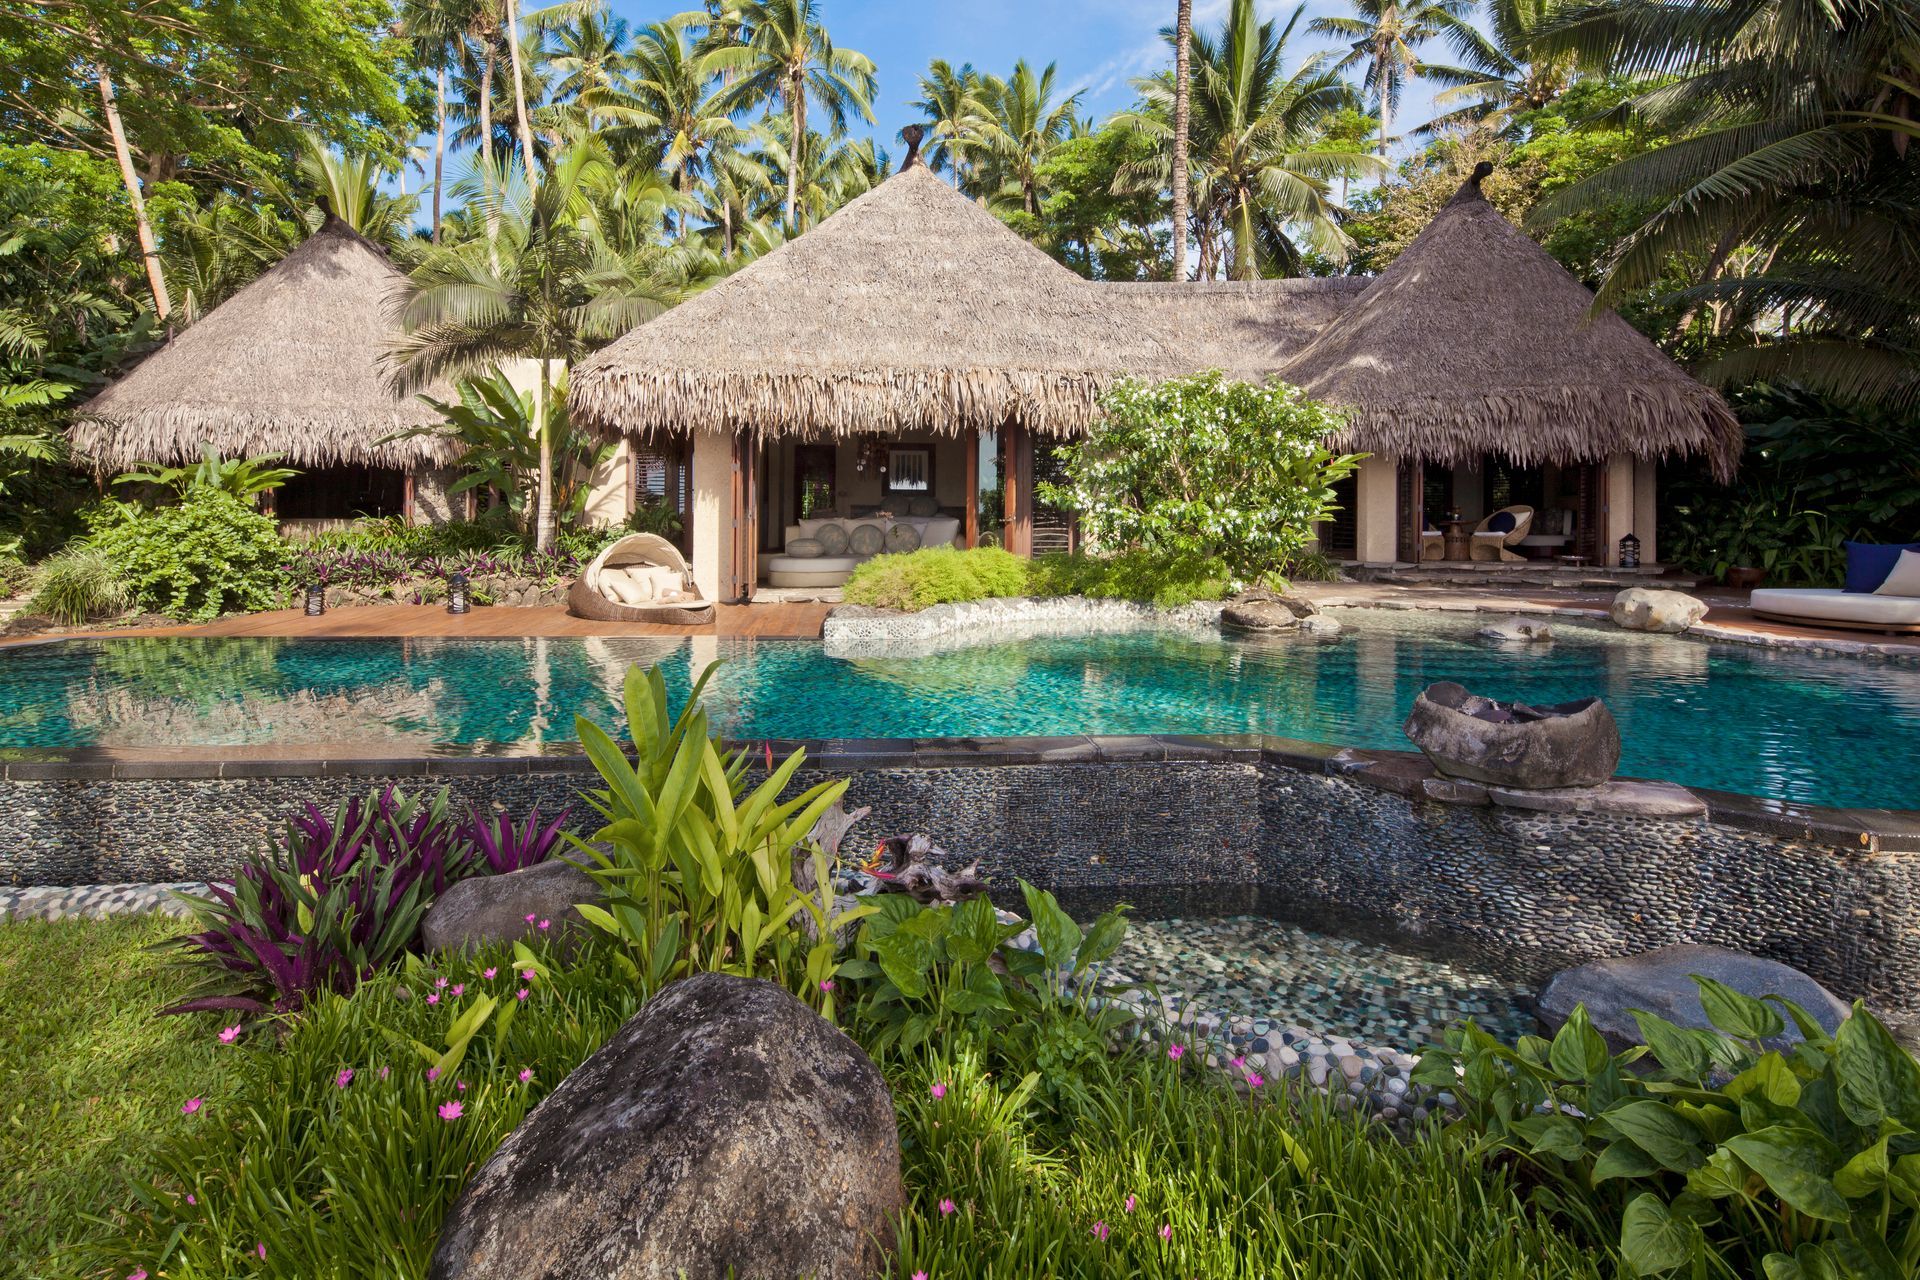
[841,547,1240,612]
[841,546,1029,611]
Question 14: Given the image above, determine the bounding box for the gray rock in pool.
[1403,681,1619,789]
[429,972,903,1280]
[1475,616,1552,642]
[421,858,601,956]
[1220,593,1320,632]
[1539,945,1851,1055]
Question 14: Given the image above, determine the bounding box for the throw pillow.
[1486,510,1517,535]
[1843,541,1920,593]
[848,522,886,556]
[816,522,851,556]
[785,537,825,559]
[907,494,939,517]
[1874,548,1920,598]
[884,522,922,554]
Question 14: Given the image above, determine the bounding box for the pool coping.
[5,733,1915,854]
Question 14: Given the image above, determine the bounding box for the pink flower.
[435,977,448,989]
[1248,1073,1265,1088]
[524,914,536,924]
[1168,1044,1185,1061]
[537,918,550,930]
[180,1097,203,1116]
[1091,1220,1110,1242]
[516,987,530,1002]
[128,1270,148,1279]
[186,1194,196,1205]
[912,1273,928,1280]
[218,1024,242,1044]
[518,1068,533,1083]
[819,979,835,992]
[520,968,536,980]
[938,1198,956,1216]
[427,1067,440,1082]
[256,1242,267,1259]
[378,1066,389,1080]
[456,1080,467,1093]
[1230,1055,1246,1069]
[483,967,497,979]
[335,1068,354,1089]
[426,993,440,1006]
[1124,1195,1136,1213]
[930,1082,947,1100]
[450,984,465,998]
[438,1100,464,1121]
[1159,1223,1172,1241]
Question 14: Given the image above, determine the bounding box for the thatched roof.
[70,216,458,472]
[570,161,1180,438]
[1281,164,1743,478]
[1100,277,1368,380]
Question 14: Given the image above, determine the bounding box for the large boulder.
[1403,681,1620,789]
[1221,592,1321,634]
[421,858,601,955]
[1540,945,1851,1055]
[430,973,903,1280]
[1610,587,1708,633]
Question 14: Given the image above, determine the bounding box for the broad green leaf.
[1686,1147,1751,1199]
[1725,1053,1802,1107]
[946,896,1001,965]
[1605,1100,1710,1172]
[1019,880,1081,970]
[1763,1244,1843,1280]
[1724,1127,1851,1222]
[1549,1006,1611,1081]
[1074,908,1129,974]
[1513,1114,1587,1161]
[1594,1139,1664,1185]
[1832,1137,1889,1199]
[1834,1004,1920,1131]
[1695,975,1786,1042]
[1619,1193,1700,1276]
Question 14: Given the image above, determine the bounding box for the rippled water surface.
[3,610,1915,808]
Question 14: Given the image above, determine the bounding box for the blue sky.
[598,0,1453,160]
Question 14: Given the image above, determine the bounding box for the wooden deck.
[4,602,832,644]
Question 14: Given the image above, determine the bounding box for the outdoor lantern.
[304,583,326,616]
[447,572,470,615]
[1619,533,1641,569]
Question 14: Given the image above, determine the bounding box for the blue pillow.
[1486,511,1517,534]
[1843,541,1920,593]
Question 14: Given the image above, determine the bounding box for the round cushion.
[785,537,825,559]
[815,522,851,556]
[907,494,939,517]
[848,523,885,556]
[884,523,922,554]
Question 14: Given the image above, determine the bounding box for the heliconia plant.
[163,786,570,1018]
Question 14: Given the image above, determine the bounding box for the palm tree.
[389,142,686,550]
[626,16,747,239]
[749,116,885,231]
[1171,0,1194,281]
[704,0,877,229]
[399,0,478,243]
[541,4,631,116]
[695,131,778,260]
[1118,0,1382,278]
[1307,0,1475,152]
[286,139,422,248]
[980,61,1083,215]
[910,60,995,196]
[1417,0,1574,136]
[1531,0,1920,407]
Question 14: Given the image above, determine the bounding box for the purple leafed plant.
[466,804,572,874]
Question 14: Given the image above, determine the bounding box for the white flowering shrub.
[1039,373,1364,581]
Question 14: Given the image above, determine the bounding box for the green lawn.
[0,914,235,1280]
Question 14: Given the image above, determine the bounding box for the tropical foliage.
[841,546,1030,611]
[86,487,288,621]
[1042,372,1362,581]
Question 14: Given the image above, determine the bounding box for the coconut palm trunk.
[535,357,555,552]
[432,65,447,242]
[504,0,538,183]
[786,65,805,226]
[92,50,170,322]
[1171,0,1193,281]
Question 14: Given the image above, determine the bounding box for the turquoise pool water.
[3,610,1915,809]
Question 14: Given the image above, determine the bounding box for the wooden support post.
[963,426,980,548]
[1004,421,1033,557]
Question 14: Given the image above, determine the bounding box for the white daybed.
[763,515,962,589]
[1749,588,1920,634]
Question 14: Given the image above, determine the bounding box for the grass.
[0,914,237,1280]
[1,917,1611,1280]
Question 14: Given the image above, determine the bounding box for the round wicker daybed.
[567,533,715,626]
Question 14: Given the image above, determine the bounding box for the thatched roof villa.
[69,214,462,527]
[572,151,1737,601]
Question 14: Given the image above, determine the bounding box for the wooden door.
[729,430,759,602]
[1395,459,1425,563]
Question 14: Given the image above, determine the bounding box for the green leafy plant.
[113,443,298,501]
[86,487,287,620]
[569,663,868,1012]
[841,545,1030,611]
[840,883,1133,1121]
[1416,980,1920,1278]
[25,544,129,624]
[1028,548,1234,608]
[1039,372,1364,580]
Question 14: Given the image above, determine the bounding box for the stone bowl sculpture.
[1403,681,1620,789]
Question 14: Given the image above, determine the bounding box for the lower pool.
[2,609,1916,808]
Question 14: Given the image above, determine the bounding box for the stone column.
[1602,453,1636,566]
[689,428,731,602]
[1354,453,1400,564]
[410,466,464,525]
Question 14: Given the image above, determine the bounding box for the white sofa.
[1749,588,1920,633]
[763,515,963,588]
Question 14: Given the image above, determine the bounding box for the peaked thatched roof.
[570,161,1181,438]
[1100,277,1369,380]
[1281,164,1743,479]
[70,216,458,472]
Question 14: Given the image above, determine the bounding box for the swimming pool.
[3,610,1916,809]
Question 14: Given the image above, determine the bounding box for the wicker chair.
[1469,505,1534,562]
[567,533,715,625]
[1420,526,1446,561]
